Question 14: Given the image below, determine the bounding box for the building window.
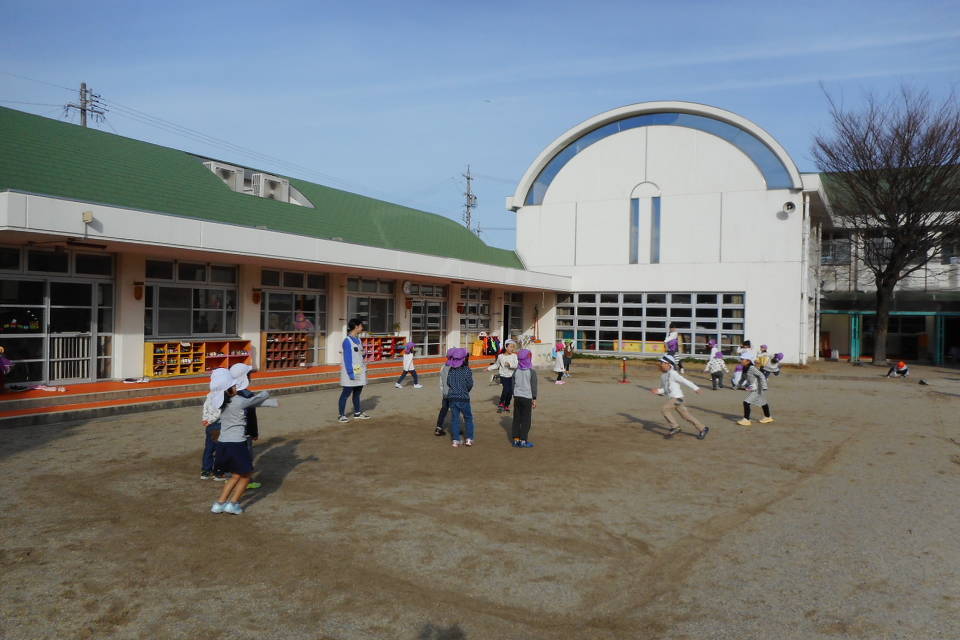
[556,291,745,355]
[145,261,239,337]
[347,278,393,294]
[941,233,960,265]
[629,199,640,264]
[27,250,68,273]
[505,292,524,337]
[650,197,661,264]
[459,287,492,347]
[821,232,851,265]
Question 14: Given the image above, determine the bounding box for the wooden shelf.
[144,339,252,378]
[360,335,406,362]
[261,331,314,370]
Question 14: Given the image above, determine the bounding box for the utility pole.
[65,82,107,127]
[462,164,477,233]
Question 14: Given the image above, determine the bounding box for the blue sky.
[1,0,958,250]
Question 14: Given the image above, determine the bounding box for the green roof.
[0,106,524,269]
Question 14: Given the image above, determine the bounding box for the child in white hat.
[200,368,233,480]
[651,354,709,440]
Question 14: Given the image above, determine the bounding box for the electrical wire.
[0,70,76,92]
[0,100,64,107]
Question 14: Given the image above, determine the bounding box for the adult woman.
[487,339,519,413]
[338,318,371,422]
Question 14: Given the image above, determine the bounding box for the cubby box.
[144,339,252,378]
[261,331,314,370]
[359,335,407,362]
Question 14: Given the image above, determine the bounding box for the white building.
[508,102,827,362]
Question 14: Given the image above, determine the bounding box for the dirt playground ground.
[2,359,959,640]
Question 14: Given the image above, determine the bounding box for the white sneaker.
[394,383,402,388]
[338,415,349,423]
[211,501,226,514]
[414,384,423,389]
[354,412,371,420]
[224,502,244,515]
[555,380,565,385]
[465,439,473,447]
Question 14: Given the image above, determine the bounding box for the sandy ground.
[1,359,959,640]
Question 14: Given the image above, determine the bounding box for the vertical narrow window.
[650,197,661,264]
[629,198,640,264]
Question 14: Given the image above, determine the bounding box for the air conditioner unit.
[202,161,244,192]
[251,173,290,202]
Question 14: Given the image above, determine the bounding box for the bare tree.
[812,86,960,363]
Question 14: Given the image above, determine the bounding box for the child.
[764,352,784,378]
[209,381,272,515]
[652,354,709,439]
[756,344,771,371]
[562,341,574,377]
[395,342,423,389]
[435,347,454,437]
[886,360,909,378]
[0,345,12,392]
[487,339,518,413]
[230,362,262,490]
[708,339,723,360]
[665,325,685,373]
[552,341,566,384]
[736,350,773,426]
[511,349,538,448]
[444,348,475,447]
[201,368,233,480]
[730,364,744,390]
[704,351,728,390]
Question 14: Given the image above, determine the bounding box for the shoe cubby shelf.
[261,331,314,370]
[144,339,252,378]
[360,335,406,362]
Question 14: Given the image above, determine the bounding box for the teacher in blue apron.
[338,318,371,422]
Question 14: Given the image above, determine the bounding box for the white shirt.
[657,369,699,399]
[487,353,518,378]
[402,352,415,371]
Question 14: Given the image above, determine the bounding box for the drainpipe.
[799,193,810,364]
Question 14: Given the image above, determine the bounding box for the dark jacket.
[445,365,474,401]
[237,388,259,439]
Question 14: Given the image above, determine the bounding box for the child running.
[444,348,475,447]
[511,349,538,448]
[209,378,272,515]
[736,350,774,426]
[487,339,518,413]
[704,350,729,390]
[552,341,566,384]
[652,354,709,439]
[395,342,423,389]
[201,368,233,480]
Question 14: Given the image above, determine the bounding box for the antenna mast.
[462,164,477,233]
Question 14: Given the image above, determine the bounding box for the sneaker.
[451,440,460,448]
[224,502,244,515]
[465,439,473,447]
[338,415,350,423]
[353,412,371,420]
[758,417,775,424]
[200,470,214,480]
[555,380,565,385]
[512,438,522,448]
[394,383,402,389]
[211,501,226,514]
[213,473,227,482]
[518,440,535,448]
[697,426,710,440]
[246,482,262,489]
[413,384,423,389]
[666,427,680,437]
[502,405,510,412]
[497,404,504,414]
[434,426,446,437]
[736,418,752,426]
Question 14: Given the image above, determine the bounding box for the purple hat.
[404,342,415,354]
[760,344,768,350]
[708,339,717,346]
[446,347,468,368]
[734,364,743,371]
[775,352,784,361]
[517,349,533,370]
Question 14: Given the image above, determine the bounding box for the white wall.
[514,123,808,362]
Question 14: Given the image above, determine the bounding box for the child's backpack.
[666,338,679,351]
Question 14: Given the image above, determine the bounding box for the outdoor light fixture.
[783,202,796,214]
[133,281,144,301]
[252,288,262,304]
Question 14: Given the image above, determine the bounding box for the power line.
[0,70,76,92]
[64,82,107,127]
[0,100,64,107]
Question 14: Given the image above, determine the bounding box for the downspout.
[799,193,810,364]
[814,221,822,360]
